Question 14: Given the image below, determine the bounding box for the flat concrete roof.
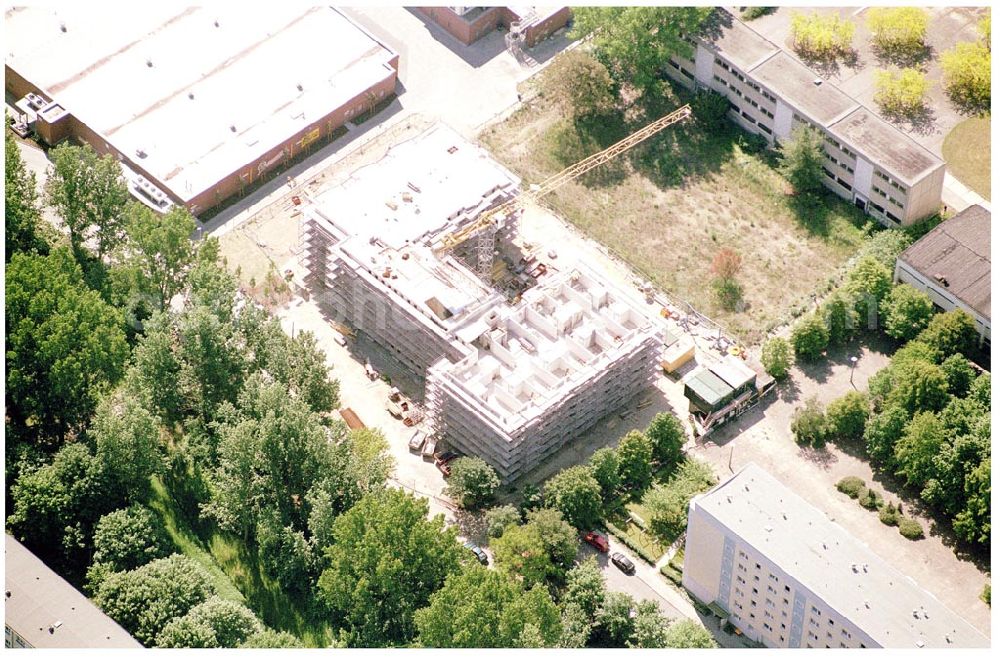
[5,535,143,648]
[692,465,990,648]
[749,51,858,127]
[5,5,397,204]
[702,12,780,72]
[898,205,991,320]
[829,107,943,184]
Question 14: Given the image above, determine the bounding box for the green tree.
[593,591,637,647]
[846,255,893,325]
[691,88,732,128]
[791,313,829,361]
[176,305,248,423]
[894,411,946,487]
[642,459,717,543]
[155,596,262,648]
[5,248,129,439]
[646,412,686,469]
[485,504,522,538]
[616,430,653,492]
[856,228,914,269]
[979,10,991,46]
[240,629,304,648]
[825,391,869,443]
[563,557,607,620]
[558,602,593,648]
[889,339,941,367]
[779,125,826,195]
[317,489,464,647]
[888,360,950,414]
[525,508,580,576]
[790,11,856,59]
[94,554,215,646]
[760,337,792,379]
[124,312,184,423]
[880,284,935,341]
[952,457,990,546]
[44,142,130,261]
[543,465,603,529]
[186,239,240,322]
[569,7,713,92]
[941,41,991,113]
[256,515,319,597]
[91,388,163,503]
[118,204,197,310]
[628,600,670,648]
[863,403,910,467]
[939,353,976,397]
[589,447,621,499]
[5,130,47,259]
[492,522,557,589]
[867,7,928,55]
[969,371,991,408]
[539,49,616,119]
[445,456,501,509]
[414,568,561,647]
[664,618,718,648]
[916,309,979,358]
[710,247,744,311]
[91,505,171,574]
[791,396,828,447]
[874,68,930,117]
[820,291,858,346]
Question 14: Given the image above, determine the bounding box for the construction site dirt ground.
[480,88,873,345]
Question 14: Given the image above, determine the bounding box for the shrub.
[790,11,855,59]
[712,277,743,311]
[741,7,775,21]
[539,49,617,119]
[485,505,522,539]
[819,292,857,346]
[778,125,826,195]
[845,256,892,325]
[866,7,928,55]
[916,309,979,358]
[874,69,930,117]
[982,582,991,606]
[691,89,731,128]
[791,314,829,361]
[941,41,991,114]
[878,502,900,526]
[445,457,501,509]
[859,488,883,510]
[836,476,866,499]
[898,517,924,539]
[791,396,827,447]
[761,337,792,379]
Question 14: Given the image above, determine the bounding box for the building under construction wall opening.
[299,124,663,482]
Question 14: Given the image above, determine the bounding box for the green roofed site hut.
[683,355,774,436]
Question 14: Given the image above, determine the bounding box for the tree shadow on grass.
[796,443,838,469]
[786,192,832,238]
[777,377,803,404]
[453,508,489,543]
[795,353,835,384]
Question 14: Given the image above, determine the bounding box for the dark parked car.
[434,450,459,465]
[582,530,609,553]
[464,541,489,565]
[611,552,635,574]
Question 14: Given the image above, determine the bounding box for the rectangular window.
[728,102,739,111]
[837,177,851,190]
[681,68,694,80]
[823,168,835,179]
[740,111,757,125]
[752,587,759,595]
[751,600,757,607]
[886,212,900,224]
[785,586,791,593]
[758,124,772,135]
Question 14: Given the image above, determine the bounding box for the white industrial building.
[682,464,990,649]
[299,124,661,482]
[663,9,945,226]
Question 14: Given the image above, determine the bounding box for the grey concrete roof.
[4,535,143,648]
[898,205,991,320]
[748,51,858,127]
[829,107,943,184]
[701,13,780,72]
[691,465,990,649]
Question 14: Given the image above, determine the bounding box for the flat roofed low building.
[5,535,142,649]
[416,6,570,47]
[895,204,991,347]
[5,5,398,215]
[749,52,857,127]
[682,465,990,648]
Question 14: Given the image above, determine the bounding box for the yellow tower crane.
[433,103,692,278]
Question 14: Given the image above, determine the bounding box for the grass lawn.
[942,116,991,201]
[480,82,870,343]
[148,472,334,647]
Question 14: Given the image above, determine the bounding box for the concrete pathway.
[942,171,991,214]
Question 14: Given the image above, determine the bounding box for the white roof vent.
[813,78,823,86]
[59,22,67,33]
[916,639,925,648]
[146,58,153,68]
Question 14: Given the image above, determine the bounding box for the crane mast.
[434,103,692,277]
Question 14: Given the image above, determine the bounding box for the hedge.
[836,476,866,498]
[898,517,924,539]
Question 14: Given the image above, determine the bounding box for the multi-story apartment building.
[5,535,142,648]
[895,204,991,348]
[682,465,990,649]
[300,124,661,482]
[664,10,945,226]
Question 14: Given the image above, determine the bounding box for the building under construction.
[300,124,662,482]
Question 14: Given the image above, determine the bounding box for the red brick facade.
[416,6,570,48]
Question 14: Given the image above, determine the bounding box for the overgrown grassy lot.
[481,81,871,343]
[942,116,991,201]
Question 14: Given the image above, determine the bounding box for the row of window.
[874,169,907,194]
[825,152,855,175]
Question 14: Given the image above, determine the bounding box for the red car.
[582,530,609,553]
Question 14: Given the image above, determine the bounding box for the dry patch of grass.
[480,90,869,343]
[942,116,991,201]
